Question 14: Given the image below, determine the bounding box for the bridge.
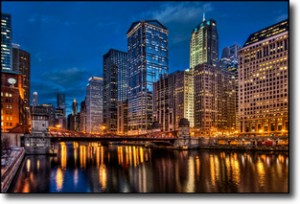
[48,128,177,142]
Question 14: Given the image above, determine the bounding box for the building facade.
[86,76,103,133]
[1,13,12,71]
[12,43,31,109]
[153,69,194,132]
[79,100,87,132]
[127,20,168,135]
[190,17,218,68]
[238,20,288,136]
[103,49,128,133]
[194,63,236,136]
[1,72,26,132]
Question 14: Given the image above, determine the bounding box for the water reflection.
[9,142,288,193]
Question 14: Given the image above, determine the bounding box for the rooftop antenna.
[202,12,206,22]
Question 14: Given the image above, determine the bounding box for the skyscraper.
[86,76,103,133]
[239,20,288,136]
[57,93,66,114]
[72,98,78,115]
[190,16,218,68]
[127,20,168,135]
[32,92,38,107]
[103,49,128,133]
[79,100,86,132]
[1,13,12,71]
[13,43,31,108]
[194,63,236,136]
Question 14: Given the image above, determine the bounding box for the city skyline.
[2,1,288,115]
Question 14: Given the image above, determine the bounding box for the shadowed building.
[12,43,30,109]
[127,20,168,135]
[103,49,128,134]
[194,63,236,136]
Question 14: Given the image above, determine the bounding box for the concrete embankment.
[1,147,25,193]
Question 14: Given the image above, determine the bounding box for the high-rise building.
[194,63,236,136]
[79,100,86,132]
[127,20,168,135]
[86,76,103,133]
[190,16,218,68]
[1,13,13,71]
[153,69,194,132]
[72,98,78,115]
[103,49,128,133]
[170,69,194,129]
[238,20,288,136]
[12,43,31,108]
[32,92,38,107]
[68,98,79,131]
[57,93,66,114]
[220,44,240,130]
[221,44,240,60]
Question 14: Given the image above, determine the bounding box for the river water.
[8,141,288,193]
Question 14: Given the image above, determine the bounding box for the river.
[8,141,288,193]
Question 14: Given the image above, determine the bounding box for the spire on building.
[202,13,206,22]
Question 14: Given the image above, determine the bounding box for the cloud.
[275,14,288,22]
[31,67,89,106]
[146,2,213,24]
[42,67,89,88]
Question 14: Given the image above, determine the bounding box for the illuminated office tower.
[1,13,13,71]
[190,15,218,68]
[127,20,168,135]
[13,43,31,109]
[239,20,288,136]
[103,49,128,133]
[86,76,103,133]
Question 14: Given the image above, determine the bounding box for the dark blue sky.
[2,1,288,115]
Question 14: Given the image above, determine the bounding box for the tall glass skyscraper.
[1,13,13,71]
[103,49,128,133]
[127,20,168,135]
[190,17,218,68]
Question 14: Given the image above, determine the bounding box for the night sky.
[2,1,288,115]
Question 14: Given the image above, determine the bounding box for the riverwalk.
[1,147,25,193]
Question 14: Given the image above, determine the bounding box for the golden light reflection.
[80,145,86,168]
[185,157,195,192]
[195,157,201,177]
[99,164,107,190]
[37,160,40,171]
[230,156,240,185]
[256,160,265,187]
[60,142,67,169]
[56,167,64,191]
[26,159,31,173]
[96,146,100,167]
[73,142,78,164]
[22,181,30,193]
[209,155,216,188]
